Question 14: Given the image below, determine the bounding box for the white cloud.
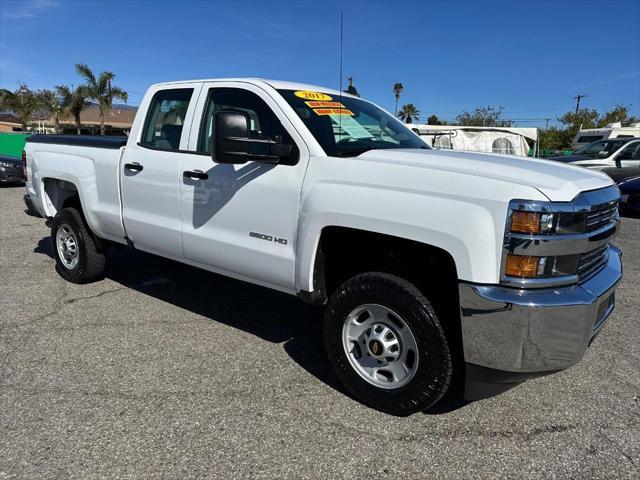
[569,72,640,92]
[2,0,60,19]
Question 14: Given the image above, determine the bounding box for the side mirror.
[212,110,292,164]
[615,150,632,167]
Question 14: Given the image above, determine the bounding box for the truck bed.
[25,134,127,243]
[26,134,127,149]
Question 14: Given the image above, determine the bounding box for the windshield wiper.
[336,146,378,157]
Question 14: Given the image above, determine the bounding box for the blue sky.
[1,0,639,127]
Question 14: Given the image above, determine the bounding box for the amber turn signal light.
[511,211,541,234]
[505,254,540,278]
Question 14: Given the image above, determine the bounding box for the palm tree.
[75,63,128,135]
[0,84,39,131]
[393,82,404,116]
[397,103,420,124]
[38,89,66,133]
[344,76,360,97]
[57,84,90,135]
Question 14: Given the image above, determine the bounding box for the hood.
[357,149,613,202]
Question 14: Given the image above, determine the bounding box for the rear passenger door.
[121,84,202,258]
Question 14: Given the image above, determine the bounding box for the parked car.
[549,138,640,171]
[600,164,640,183]
[618,176,640,214]
[0,154,24,184]
[23,78,623,416]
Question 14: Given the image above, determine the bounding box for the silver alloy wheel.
[342,303,419,389]
[56,224,79,270]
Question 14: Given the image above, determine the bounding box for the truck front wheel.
[324,273,453,416]
[51,207,106,284]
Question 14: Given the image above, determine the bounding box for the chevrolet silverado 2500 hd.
[24,79,622,416]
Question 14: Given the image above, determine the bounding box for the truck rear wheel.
[51,207,106,284]
[323,273,452,416]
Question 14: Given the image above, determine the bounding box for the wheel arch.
[299,225,460,303]
[300,225,465,392]
[41,177,105,250]
[42,177,82,217]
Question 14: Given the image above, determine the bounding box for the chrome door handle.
[183,170,208,180]
[124,162,143,172]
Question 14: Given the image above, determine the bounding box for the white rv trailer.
[572,122,640,150]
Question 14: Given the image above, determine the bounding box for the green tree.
[393,82,404,116]
[397,103,420,123]
[37,89,66,133]
[597,104,639,127]
[456,105,511,127]
[0,84,39,131]
[538,126,572,151]
[558,108,599,143]
[56,84,90,135]
[75,63,128,135]
[427,114,442,125]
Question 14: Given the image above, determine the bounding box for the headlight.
[501,190,621,288]
[0,161,14,168]
[504,207,582,283]
[509,210,586,235]
[504,253,580,279]
[510,211,554,234]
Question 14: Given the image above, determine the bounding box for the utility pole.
[573,94,586,114]
[545,118,550,129]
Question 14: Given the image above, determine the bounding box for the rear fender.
[31,151,101,234]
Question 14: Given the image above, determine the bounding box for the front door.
[121,85,200,257]
[615,141,640,168]
[179,84,309,291]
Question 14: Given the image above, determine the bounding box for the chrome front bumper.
[459,245,622,374]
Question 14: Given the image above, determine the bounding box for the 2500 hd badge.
[250,231,288,245]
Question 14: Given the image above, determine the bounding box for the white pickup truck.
[24,78,622,416]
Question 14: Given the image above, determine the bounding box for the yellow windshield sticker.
[294,90,333,101]
[305,101,345,108]
[313,108,354,116]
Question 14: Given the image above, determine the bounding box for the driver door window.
[197,88,298,164]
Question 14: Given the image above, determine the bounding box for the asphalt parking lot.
[1,184,638,479]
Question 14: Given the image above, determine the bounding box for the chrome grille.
[578,245,609,281]
[586,202,619,232]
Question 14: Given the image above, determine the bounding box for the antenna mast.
[339,11,343,95]
[338,11,344,136]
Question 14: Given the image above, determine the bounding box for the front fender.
[295,172,547,292]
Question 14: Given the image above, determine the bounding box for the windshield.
[574,139,628,157]
[277,89,429,157]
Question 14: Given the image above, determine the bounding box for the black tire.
[324,273,453,416]
[51,207,106,284]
